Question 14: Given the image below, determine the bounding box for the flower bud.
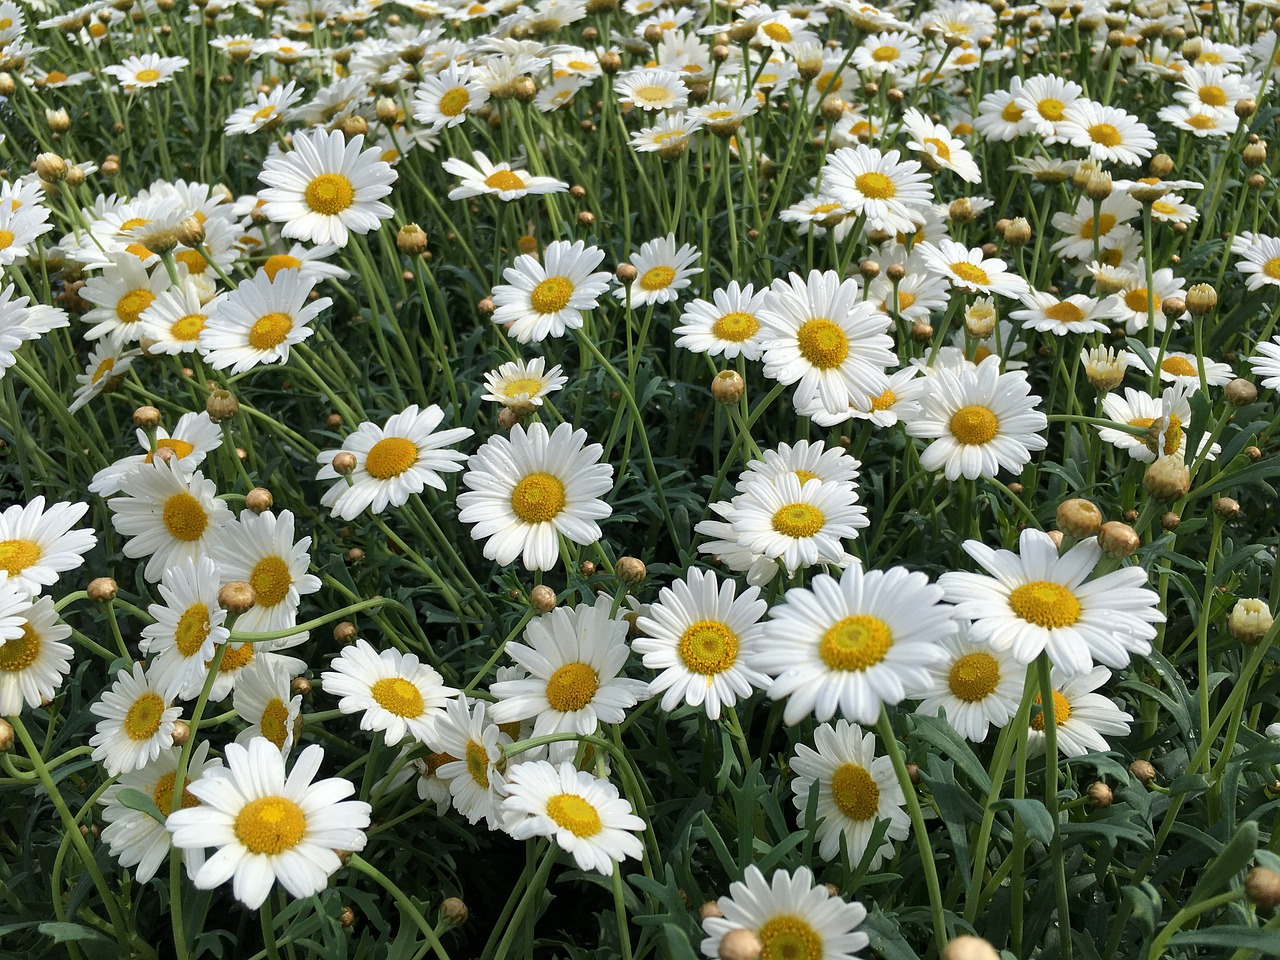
[1129,758,1157,784]
[332,451,357,475]
[339,905,356,928]
[948,197,974,223]
[1087,781,1113,808]
[205,387,239,423]
[88,577,118,602]
[1160,297,1186,322]
[246,487,274,513]
[886,263,906,283]
[1213,497,1240,519]
[859,260,880,282]
[528,585,555,613]
[1225,378,1257,406]
[616,556,646,583]
[1057,498,1102,538]
[1003,217,1032,246]
[1097,520,1140,557]
[291,676,312,696]
[1149,153,1174,177]
[0,718,12,752]
[820,95,846,121]
[35,152,67,181]
[911,321,933,342]
[170,719,191,746]
[942,936,1001,960]
[440,897,468,925]
[1244,141,1268,167]
[1161,511,1180,531]
[719,928,763,960]
[340,115,368,138]
[1245,867,1280,910]
[711,369,745,404]
[132,405,162,429]
[218,581,256,614]
[1086,170,1113,200]
[334,621,357,643]
[699,901,723,921]
[964,297,996,339]
[1228,598,1273,645]
[599,50,621,73]
[397,223,428,256]
[375,97,399,124]
[1144,454,1190,502]
[1185,283,1217,315]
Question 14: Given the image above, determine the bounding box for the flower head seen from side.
[233,657,304,754]
[456,421,613,571]
[0,595,74,716]
[321,637,458,746]
[756,564,956,725]
[200,268,331,374]
[89,411,224,497]
[68,336,142,413]
[1026,665,1132,757]
[90,663,183,776]
[482,357,568,409]
[699,865,870,960]
[166,739,370,909]
[1249,336,1280,390]
[258,128,397,246]
[915,239,1030,299]
[491,239,611,343]
[790,719,909,867]
[428,693,511,829]
[939,528,1165,675]
[316,404,474,522]
[442,151,568,201]
[913,621,1026,741]
[1235,234,1280,291]
[0,497,97,599]
[501,760,644,875]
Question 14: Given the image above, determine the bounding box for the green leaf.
[37,922,112,944]
[1169,929,1280,954]
[1188,820,1258,904]
[992,798,1055,845]
[113,787,166,825]
[661,924,701,960]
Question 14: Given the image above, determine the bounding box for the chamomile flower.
[211,509,321,635]
[821,145,934,236]
[316,404,473,522]
[827,366,928,429]
[1139,351,1233,391]
[756,564,956,725]
[89,411,223,496]
[502,761,644,875]
[1026,665,1132,757]
[1059,100,1157,165]
[1249,336,1280,389]
[728,474,869,575]
[103,53,189,91]
[489,595,648,759]
[429,694,510,828]
[0,596,74,715]
[259,129,397,246]
[80,253,173,341]
[674,282,768,360]
[99,743,220,884]
[482,357,568,408]
[140,557,230,701]
[614,234,702,306]
[90,664,182,776]
[166,739,370,909]
[1102,265,1186,335]
[1012,74,1083,141]
[1149,193,1200,224]
[913,622,1026,741]
[491,239,612,343]
[790,720,909,866]
[699,865,870,960]
[0,497,96,599]
[1235,235,1280,290]
[939,528,1164,676]
[200,269,331,373]
[904,356,1048,481]
[68,336,142,414]
[233,658,303,753]
[630,113,705,153]
[867,269,951,324]
[138,280,225,356]
[851,31,923,75]
[107,460,234,583]
[258,242,350,283]
[225,80,302,135]
[456,421,613,570]
[442,151,568,201]
[1096,386,1219,463]
[916,240,1030,299]
[321,638,457,746]
[739,439,861,490]
[614,66,688,111]
[0,204,53,266]
[901,108,982,182]
[1010,290,1108,335]
[414,62,491,130]
[633,567,771,719]
[1157,103,1238,138]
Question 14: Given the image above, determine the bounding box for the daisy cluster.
[2,0,1280,957]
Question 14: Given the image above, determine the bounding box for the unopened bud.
[1213,496,1241,519]
[711,369,746,404]
[332,451,358,475]
[1228,598,1273,645]
[942,936,1001,960]
[1235,98,1257,119]
[1161,297,1186,322]
[1086,171,1113,200]
[375,97,399,124]
[0,718,12,752]
[911,321,933,342]
[46,108,72,133]
[218,581,256,614]
[1225,378,1257,406]
[1185,283,1217,315]
[132,405,162,429]
[440,897,468,925]
[1144,455,1190,502]
[718,928,763,960]
[616,556,646,583]
[1087,782,1113,808]
[397,223,428,255]
[1244,141,1268,167]
[88,577,118,602]
[1161,511,1181,531]
[1057,498,1102,538]
[530,584,557,612]
[699,901,723,921]
[170,719,191,746]
[948,198,973,223]
[616,263,638,284]
[1003,217,1031,246]
[1245,867,1280,910]
[246,487,273,513]
[333,621,357,643]
[205,387,239,422]
[1149,153,1174,177]
[1130,758,1157,784]
[35,152,67,181]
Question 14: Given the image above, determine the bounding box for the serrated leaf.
[992,798,1055,845]
[37,922,112,944]
[114,787,167,825]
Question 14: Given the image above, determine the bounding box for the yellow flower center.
[1161,356,1198,377]
[234,796,307,854]
[510,472,566,523]
[1036,97,1065,121]
[218,642,255,671]
[125,242,156,260]
[639,265,676,291]
[1030,689,1072,731]
[251,104,277,123]
[124,692,166,741]
[758,914,824,960]
[370,676,425,717]
[170,313,206,340]
[174,603,212,657]
[1198,84,1227,106]
[248,312,293,350]
[0,538,40,576]
[771,502,826,538]
[949,405,999,445]
[484,170,525,191]
[465,739,490,786]
[263,253,303,280]
[1186,113,1218,130]
[91,357,116,384]
[305,173,355,215]
[1123,288,1161,315]
[1044,301,1086,324]
[712,311,760,342]
[144,438,196,464]
[949,261,991,286]
[1261,257,1280,279]
[362,436,419,480]
[0,229,13,250]
[1151,201,1178,216]
[46,71,69,83]
[249,555,292,608]
[830,761,880,820]
[870,388,897,412]
[529,276,575,313]
[117,288,155,324]
[795,318,848,370]
[545,661,598,712]
[1008,580,1081,628]
[162,493,208,542]
[819,615,893,671]
[545,792,603,836]
[151,770,200,818]
[872,45,899,61]
[762,22,792,42]
[794,469,818,483]
[855,171,896,199]
[677,620,739,675]
[134,68,162,83]
[1127,413,1183,455]
[0,625,39,671]
[1001,102,1025,122]
[924,136,952,161]
[1087,123,1122,147]
[948,651,1001,702]
[631,84,672,103]
[503,377,545,398]
[260,697,291,749]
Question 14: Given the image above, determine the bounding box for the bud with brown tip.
[1130,758,1157,784]
[88,577,119,602]
[1144,455,1190,502]
[291,676,312,696]
[47,108,72,133]
[206,387,239,423]
[615,263,638,285]
[942,935,1001,960]
[1004,217,1032,246]
[1161,297,1186,323]
[1185,283,1217,315]
[397,223,428,256]
[718,928,763,960]
[246,487,274,513]
[1244,141,1268,167]
[712,369,746,404]
[132,405,162,429]
[0,717,12,752]
[699,901,723,921]
[35,152,68,182]
[1097,520,1140,558]
[1225,378,1257,407]
[1161,511,1180,531]
[334,620,357,643]
[530,584,557,613]
[332,451,358,476]
[170,719,191,746]
[1149,153,1174,177]
[218,580,257,614]
[1087,781,1113,808]
[339,905,356,928]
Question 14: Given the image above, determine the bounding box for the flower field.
[2,0,1280,958]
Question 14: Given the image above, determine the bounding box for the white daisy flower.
[1102,263,1186,335]
[225,80,303,136]
[740,439,861,490]
[1149,194,1200,225]
[414,62,490,131]
[0,203,54,266]
[867,269,952,324]
[728,474,869,575]
[694,501,794,589]
[80,252,173,342]
[851,32,923,76]
[1249,336,1280,389]
[700,865,870,960]
[916,240,1030,299]
[491,239,612,343]
[0,497,96,599]
[901,108,982,183]
[1138,351,1233,391]
[259,129,397,247]
[913,622,1027,741]
[257,242,351,283]
[140,556,231,701]
[1235,235,1280,290]
[821,145,934,236]
[825,366,928,429]
[442,151,568,201]
[89,411,223,497]
[790,719,909,867]
[1027,665,1132,757]
[1011,290,1108,335]
[316,404,474,522]
[429,694,511,828]
[1096,385,1219,463]
[630,112,705,153]
[233,657,304,754]
[1059,100,1157,165]
[107,460,234,583]
[481,357,568,408]
[1156,103,1238,138]
[0,595,74,715]
[102,53,189,91]
[756,564,956,725]
[633,567,771,719]
[904,355,1048,481]
[138,279,226,356]
[674,282,767,361]
[321,637,457,746]
[201,268,332,374]
[974,77,1031,142]
[68,336,142,414]
[211,509,321,636]
[614,66,688,111]
[1011,74,1083,141]
[456,421,613,571]
[90,663,183,776]
[614,234,702,306]
[166,739,370,909]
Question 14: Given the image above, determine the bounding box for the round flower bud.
[497,406,525,430]
[1246,868,1280,910]
[340,115,368,138]
[912,321,934,342]
[88,577,118,603]
[1228,598,1273,645]
[859,260,880,281]
[530,584,557,613]
[1097,520,1140,558]
[942,936,1001,960]
[1129,758,1157,784]
[1185,283,1217,315]
[339,905,356,928]
[886,263,907,283]
[711,369,746,404]
[1087,781,1113,808]
[332,452,358,475]
[1057,498,1103,538]
[1245,445,1262,461]
[599,51,622,73]
[616,556,646,583]
[948,198,974,223]
[375,97,399,125]
[718,928,763,960]
[1004,217,1032,246]
[1160,297,1186,322]
[1235,97,1257,119]
[580,560,596,576]
[440,897,468,925]
[477,296,495,316]
[0,718,12,753]
[205,387,239,423]
[1213,496,1241,519]
[35,152,68,182]
[1149,153,1174,177]
[699,901,723,921]
[964,298,997,339]
[172,216,205,249]
[397,223,428,256]
[616,263,638,284]
[1225,378,1257,407]
[1144,455,1190,502]
[291,677,312,696]
[1086,170,1113,200]
[170,719,191,746]
[1045,530,1065,549]
[345,547,365,565]
[334,621,357,643]
[47,108,72,133]
[1244,141,1268,167]
[245,487,274,514]
[132,405,162,429]
[218,580,257,614]
[1161,511,1180,531]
